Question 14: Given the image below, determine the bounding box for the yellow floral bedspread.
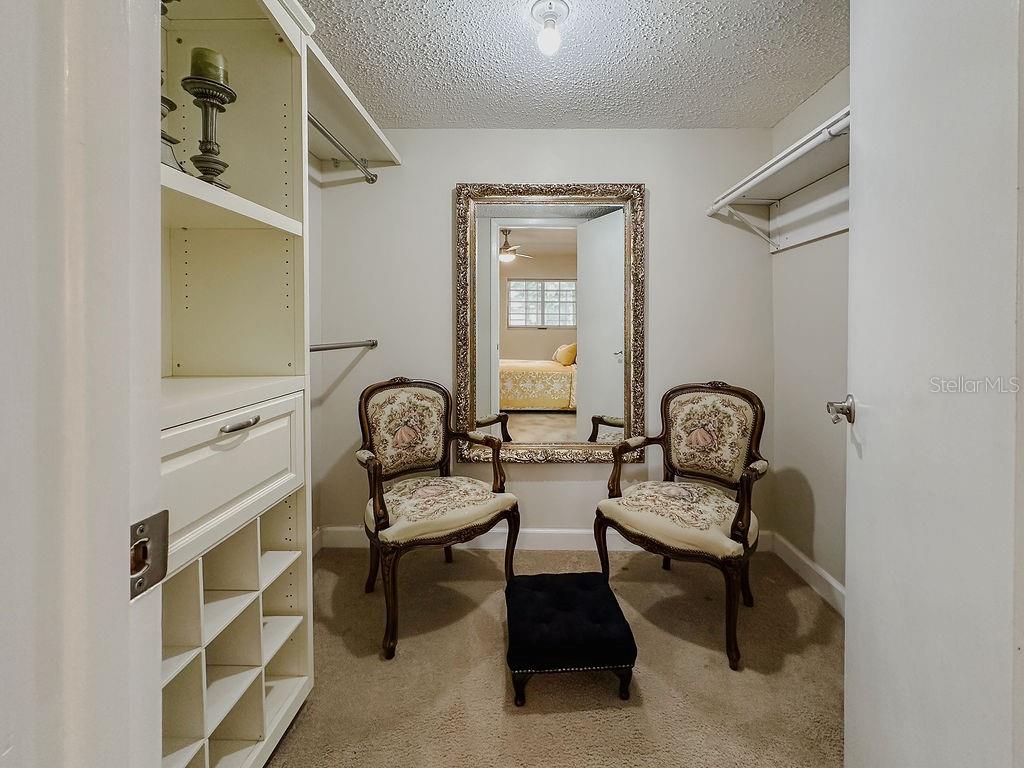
[499,359,577,411]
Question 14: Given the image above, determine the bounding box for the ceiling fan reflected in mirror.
[498,228,534,263]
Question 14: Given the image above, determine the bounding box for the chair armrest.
[356,450,389,532]
[732,459,769,545]
[477,412,512,442]
[588,414,625,442]
[607,435,663,498]
[451,430,506,493]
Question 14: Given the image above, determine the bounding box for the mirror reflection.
[475,204,626,445]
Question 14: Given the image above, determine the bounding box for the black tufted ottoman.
[504,572,637,706]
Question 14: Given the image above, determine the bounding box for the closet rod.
[706,107,851,216]
[310,339,379,352]
[308,113,378,184]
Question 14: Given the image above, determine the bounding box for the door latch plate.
[130,509,169,599]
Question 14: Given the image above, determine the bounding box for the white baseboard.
[319,525,845,616]
[759,531,845,616]
[311,525,323,557]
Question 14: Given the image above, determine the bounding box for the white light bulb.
[499,252,517,263]
[537,19,561,55]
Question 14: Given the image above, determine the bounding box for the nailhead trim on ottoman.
[504,572,638,706]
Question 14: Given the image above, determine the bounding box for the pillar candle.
[190,47,229,85]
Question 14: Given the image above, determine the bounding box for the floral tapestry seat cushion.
[666,392,755,483]
[597,481,757,558]
[366,476,518,544]
[365,386,448,475]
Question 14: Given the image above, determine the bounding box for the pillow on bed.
[553,343,577,366]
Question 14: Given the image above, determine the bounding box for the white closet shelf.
[259,550,302,590]
[306,40,401,173]
[162,738,204,768]
[261,616,302,665]
[202,591,260,646]
[205,666,262,736]
[264,676,309,730]
[161,645,202,688]
[208,740,258,768]
[707,106,850,212]
[161,376,305,430]
[161,165,303,236]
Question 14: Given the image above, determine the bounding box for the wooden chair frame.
[357,377,520,659]
[594,380,767,670]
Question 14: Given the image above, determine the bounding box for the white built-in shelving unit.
[155,0,396,765]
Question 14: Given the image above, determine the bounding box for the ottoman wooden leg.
[614,668,632,700]
[512,672,530,707]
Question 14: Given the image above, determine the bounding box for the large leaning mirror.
[455,183,646,463]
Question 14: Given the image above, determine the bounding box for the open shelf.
[161,375,306,430]
[209,740,258,768]
[264,675,308,730]
[261,615,302,665]
[162,646,203,688]
[205,666,262,736]
[259,550,302,590]
[203,591,260,645]
[306,39,401,173]
[162,165,303,236]
[708,106,850,209]
[162,738,205,768]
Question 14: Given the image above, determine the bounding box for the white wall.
[307,175,325,527]
[314,128,774,533]
[768,67,849,585]
[848,3,1019,765]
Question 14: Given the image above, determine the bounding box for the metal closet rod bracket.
[722,205,778,250]
[310,339,379,352]
[308,113,378,184]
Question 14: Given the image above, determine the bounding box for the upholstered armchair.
[357,377,520,659]
[594,381,767,670]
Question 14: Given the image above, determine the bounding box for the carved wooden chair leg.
[512,672,530,706]
[381,547,402,660]
[364,539,380,593]
[723,561,742,670]
[594,515,610,577]
[444,545,453,563]
[614,667,632,700]
[662,556,671,571]
[504,506,520,581]
[741,557,754,607]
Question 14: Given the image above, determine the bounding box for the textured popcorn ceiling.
[301,0,848,129]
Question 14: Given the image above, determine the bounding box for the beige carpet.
[267,548,843,768]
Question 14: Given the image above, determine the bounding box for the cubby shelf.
[162,738,205,768]
[261,616,302,665]
[161,375,306,430]
[203,591,260,646]
[161,165,303,236]
[162,646,203,688]
[259,550,302,590]
[264,675,308,729]
[205,666,263,736]
[209,739,259,768]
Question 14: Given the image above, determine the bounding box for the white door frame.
[3,1,162,766]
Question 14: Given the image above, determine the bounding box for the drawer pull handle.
[220,415,261,434]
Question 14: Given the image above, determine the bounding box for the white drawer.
[161,392,304,572]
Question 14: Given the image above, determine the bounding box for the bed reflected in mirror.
[454,183,646,463]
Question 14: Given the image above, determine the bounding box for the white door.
[575,210,626,441]
[845,1,1019,764]
[3,1,163,766]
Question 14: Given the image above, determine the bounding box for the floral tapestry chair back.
[661,382,765,487]
[360,379,451,478]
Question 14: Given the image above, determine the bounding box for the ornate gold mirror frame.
[454,182,646,463]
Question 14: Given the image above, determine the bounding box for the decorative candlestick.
[181,48,236,189]
[160,75,186,171]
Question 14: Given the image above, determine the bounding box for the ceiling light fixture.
[531,0,569,56]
